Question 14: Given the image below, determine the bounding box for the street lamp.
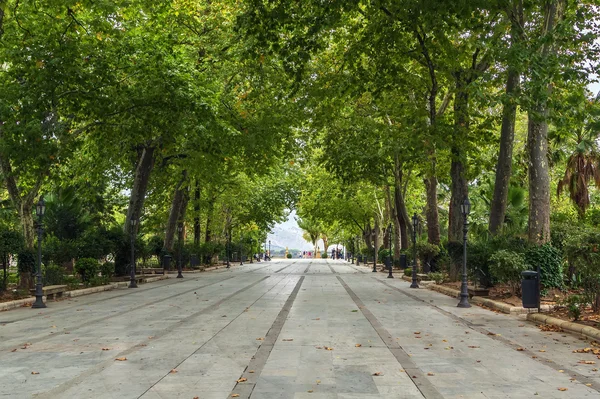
[240,239,244,266]
[32,197,46,309]
[458,197,472,308]
[177,225,184,278]
[129,219,138,288]
[226,232,231,268]
[249,238,254,263]
[410,214,419,289]
[372,230,377,273]
[387,223,394,279]
[356,236,360,266]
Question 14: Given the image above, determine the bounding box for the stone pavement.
[1,259,599,398]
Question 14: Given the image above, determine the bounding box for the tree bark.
[527,0,564,244]
[424,176,440,245]
[204,194,216,243]
[448,73,470,243]
[489,2,524,235]
[124,146,155,235]
[164,170,188,252]
[193,182,201,246]
[393,158,412,249]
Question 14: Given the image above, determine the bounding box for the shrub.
[74,258,98,282]
[43,264,66,285]
[429,272,446,284]
[378,248,392,264]
[64,275,81,290]
[564,229,600,311]
[524,244,563,289]
[322,252,328,259]
[404,267,413,277]
[416,242,440,272]
[560,294,583,321]
[86,275,110,287]
[100,262,115,278]
[489,250,529,295]
[17,250,36,274]
[286,253,292,259]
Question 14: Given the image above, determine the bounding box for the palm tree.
[557,92,600,218]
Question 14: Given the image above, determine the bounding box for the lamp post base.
[457,297,471,308]
[128,280,138,288]
[32,297,46,308]
[410,281,419,289]
[177,273,184,278]
[458,283,471,308]
[387,273,394,279]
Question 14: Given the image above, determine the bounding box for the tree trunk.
[424,175,440,245]
[204,194,216,243]
[164,171,188,252]
[527,111,551,244]
[448,73,469,243]
[124,146,155,235]
[489,67,520,235]
[193,182,201,246]
[489,3,524,235]
[393,157,412,249]
[527,0,564,244]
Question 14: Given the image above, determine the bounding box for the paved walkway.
[1,260,599,398]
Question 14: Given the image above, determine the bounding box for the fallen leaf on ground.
[10,349,17,352]
[307,390,313,393]
[487,332,496,336]
[170,369,177,373]
[573,348,600,355]
[249,370,255,373]
[232,395,240,398]
[578,360,596,365]
[593,368,598,371]
[468,346,480,349]
[516,348,525,351]
[557,387,568,391]
[559,370,564,373]
[102,348,110,351]
[115,357,127,361]
[351,310,358,312]
[427,372,435,376]
[355,344,362,347]
[31,371,39,375]
[237,377,247,382]
[256,338,264,341]
[316,380,321,384]
[414,332,421,334]
[282,339,293,341]
[324,346,333,351]
[539,324,564,332]
[373,372,382,376]
[586,383,593,387]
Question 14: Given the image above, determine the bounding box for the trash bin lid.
[521,270,538,278]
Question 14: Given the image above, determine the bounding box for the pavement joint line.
[374,277,600,394]
[274,262,297,273]
[2,275,240,350]
[303,262,311,274]
[36,275,272,398]
[139,275,299,398]
[327,263,339,274]
[230,275,305,399]
[337,275,442,399]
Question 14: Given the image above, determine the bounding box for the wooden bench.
[30,285,68,300]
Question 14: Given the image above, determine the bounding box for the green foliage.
[321,253,328,259]
[64,275,81,291]
[560,294,583,321]
[428,272,447,284]
[147,236,164,258]
[416,243,440,268]
[488,250,529,295]
[100,262,115,278]
[564,228,600,310]
[85,275,110,288]
[286,253,292,259]
[17,250,36,275]
[404,268,413,277]
[74,258,98,282]
[524,244,563,289]
[42,264,65,286]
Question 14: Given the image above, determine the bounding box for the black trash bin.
[190,254,199,268]
[400,254,407,269]
[521,270,540,309]
[163,255,172,271]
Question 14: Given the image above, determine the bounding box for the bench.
[30,285,68,300]
[142,268,165,275]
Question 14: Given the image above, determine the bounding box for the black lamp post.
[177,225,184,278]
[240,239,244,266]
[32,197,46,309]
[356,236,360,266]
[268,240,271,259]
[410,214,419,289]
[129,219,138,288]
[226,232,231,268]
[372,230,377,272]
[249,238,254,263]
[458,197,472,308]
[387,224,394,279]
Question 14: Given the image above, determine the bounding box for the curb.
[527,313,600,341]
[0,275,169,311]
[427,283,552,315]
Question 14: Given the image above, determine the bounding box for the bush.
[429,272,446,284]
[74,258,98,282]
[564,228,600,311]
[378,248,392,264]
[321,252,328,259]
[286,253,292,259]
[489,250,528,295]
[43,264,66,285]
[17,250,36,274]
[86,275,110,287]
[64,275,81,290]
[100,262,115,278]
[404,267,413,277]
[560,294,583,321]
[416,242,440,272]
[524,244,563,289]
